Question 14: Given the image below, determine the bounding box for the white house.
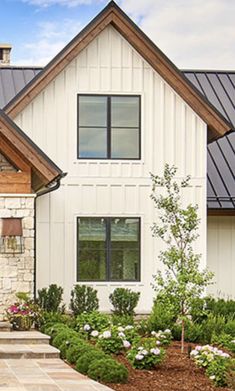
[0,1,234,316]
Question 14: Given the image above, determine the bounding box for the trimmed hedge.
[76,350,107,374]
[88,358,128,383]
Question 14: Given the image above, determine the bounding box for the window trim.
[77,94,141,160]
[76,216,141,282]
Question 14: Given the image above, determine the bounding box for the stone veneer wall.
[0,196,35,320]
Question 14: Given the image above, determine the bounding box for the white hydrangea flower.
[209,375,215,380]
[142,349,148,356]
[83,324,91,331]
[135,354,144,360]
[138,346,144,351]
[164,329,171,333]
[123,340,131,349]
[150,348,161,355]
[118,332,126,338]
[190,350,199,356]
[231,340,235,344]
[151,331,157,336]
[125,325,134,330]
[156,340,161,346]
[91,330,99,337]
[117,326,125,332]
[103,330,111,339]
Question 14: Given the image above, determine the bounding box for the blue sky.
[1,0,235,69]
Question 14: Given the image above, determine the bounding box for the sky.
[1,0,235,70]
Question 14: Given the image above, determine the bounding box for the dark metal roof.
[0,66,234,209]
[184,70,235,209]
[0,66,42,108]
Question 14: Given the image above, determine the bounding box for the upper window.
[77,95,141,159]
[77,217,140,281]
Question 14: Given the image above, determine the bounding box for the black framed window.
[77,95,141,159]
[77,217,140,281]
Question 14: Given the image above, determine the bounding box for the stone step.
[0,321,12,332]
[0,343,60,359]
[0,331,50,345]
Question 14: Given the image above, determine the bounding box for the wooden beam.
[0,172,31,193]
[207,209,235,216]
[0,135,30,173]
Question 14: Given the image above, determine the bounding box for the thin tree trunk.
[181,318,185,353]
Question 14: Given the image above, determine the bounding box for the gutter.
[33,172,67,300]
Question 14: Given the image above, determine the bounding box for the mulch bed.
[104,341,232,391]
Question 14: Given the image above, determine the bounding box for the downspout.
[33,172,67,300]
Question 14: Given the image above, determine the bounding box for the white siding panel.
[208,217,235,298]
[15,25,207,312]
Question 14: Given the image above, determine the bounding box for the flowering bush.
[127,338,165,369]
[96,325,133,354]
[151,329,172,346]
[190,344,232,386]
[75,311,111,338]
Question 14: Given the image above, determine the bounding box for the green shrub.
[109,288,140,316]
[70,285,99,315]
[224,318,235,337]
[212,333,235,354]
[148,300,177,332]
[111,314,134,326]
[44,323,69,342]
[205,297,235,320]
[127,338,165,369]
[52,329,78,349]
[66,341,93,364]
[75,311,110,335]
[76,350,106,374]
[37,284,64,313]
[206,357,231,387]
[201,314,226,344]
[88,358,128,383]
[59,335,83,358]
[96,329,124,354]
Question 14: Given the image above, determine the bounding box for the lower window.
[77,217,140,281]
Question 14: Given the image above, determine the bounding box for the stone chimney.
[0,44,12,66]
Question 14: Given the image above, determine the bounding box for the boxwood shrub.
[76,350,107,374]
[88,358,128,383]
[66,341,94,364]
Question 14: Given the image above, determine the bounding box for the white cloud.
[14,0,235,69]
[14,19,83,65]
[22,0,102,7]
[119,0,235,69]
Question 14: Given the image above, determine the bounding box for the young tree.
[151,164,213,353]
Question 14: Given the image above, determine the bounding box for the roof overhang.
[0,109,64,192]
[3,1,233,141]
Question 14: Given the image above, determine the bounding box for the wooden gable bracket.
[3,1,233,141]
[0,109,64,194]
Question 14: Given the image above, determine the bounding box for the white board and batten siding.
[207,216,235,299]
[15,26,207,312]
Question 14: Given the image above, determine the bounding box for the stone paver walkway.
[0,358,113,391]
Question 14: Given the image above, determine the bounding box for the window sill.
[75,282,144,286]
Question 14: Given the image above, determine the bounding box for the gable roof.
[0,108,64,191]
[184,70,235,209]
[3,1,233,141]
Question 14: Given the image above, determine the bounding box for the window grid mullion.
[106,218,111,280]
[107,97,111,159]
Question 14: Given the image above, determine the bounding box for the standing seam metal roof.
[0,66,234,209]
[184,70,235,209]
